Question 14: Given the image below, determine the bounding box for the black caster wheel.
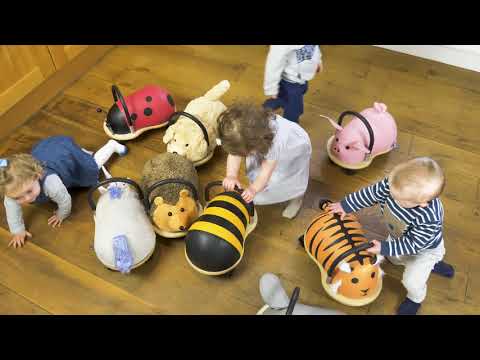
[223,270,235,278]
[318,198,332,210]
[342,168,356,176]
[298,235,305,248]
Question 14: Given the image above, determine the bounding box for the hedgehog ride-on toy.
[141,152,202,238]
[256,273,345,315]
[103,84,176,141]
[144,178,203,239]
[184,181,258,277]
[323,102,397,172]
[299,199,384,307]
[88,177,156,273]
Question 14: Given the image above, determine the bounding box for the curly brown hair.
[0,154,44,196]
[218,102,276,158]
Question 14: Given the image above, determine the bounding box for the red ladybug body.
[104,85,175,140]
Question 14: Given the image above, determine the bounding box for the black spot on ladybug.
[146,96,152,102]
[167,94,175,107]
[131,113,138,121]
[144,107,153,116]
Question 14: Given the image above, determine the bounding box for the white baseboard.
[374,45,480,73]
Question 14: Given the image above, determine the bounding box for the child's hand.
[241,186,257,203]
[223,176,242,192]
[47,214,63,228]
[367,239,381,254]
[9,231,32,248]
[327,202,347,220]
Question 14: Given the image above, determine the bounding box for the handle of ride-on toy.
[88,177,144,212]
[111,85,134,128]
[144,178,199,211]
[285,287,300,315]
[204,180,244,202]
[205,180,255,217]
[338,111,375,154]
[167,111,210,147]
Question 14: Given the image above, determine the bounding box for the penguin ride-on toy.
[103,84,176,141]
[88,177,156,273]
[256,273,345,315]
[184,181,258,276]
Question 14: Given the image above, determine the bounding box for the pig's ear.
[320,115,343,131]
[348,141,370,153]
[373,102,387,113]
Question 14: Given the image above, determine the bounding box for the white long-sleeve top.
[264,45,322,97]
[4,174,72,234]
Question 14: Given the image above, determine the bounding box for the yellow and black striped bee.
[185,181,257,276]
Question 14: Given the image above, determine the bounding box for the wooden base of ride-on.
[185,209,258,276]
[326,136,394,170]
[192,150,215,167]
[103,121,169,141]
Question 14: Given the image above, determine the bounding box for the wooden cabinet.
[0,45,89,117]
[47,45,88,70]
[0,46,57,117]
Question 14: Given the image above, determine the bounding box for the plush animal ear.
[348,140,370,153]
[319,115,343,131]
[163,125,175,144]
[154,197,164,206]
[179,189,190,199]
[373,102,387,113]
[338,261,352,273]
[329,280,342,294]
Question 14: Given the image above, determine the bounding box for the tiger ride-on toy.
[256,273,345,315]
[88,177,156,273]
[299,199,384,306]
[103,84,176,141]
[144,178,203,238]
[323,102,397,172]
[184,180,257,276]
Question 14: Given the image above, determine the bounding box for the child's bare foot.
[282,196,303,219]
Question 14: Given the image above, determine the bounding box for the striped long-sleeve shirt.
[340,177,444,257]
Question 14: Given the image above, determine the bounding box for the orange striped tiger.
[300,199,384,306]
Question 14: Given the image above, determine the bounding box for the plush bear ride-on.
[163,80,230,167]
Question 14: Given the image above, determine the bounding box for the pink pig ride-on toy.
[103,85,176,141]
[323,102,397,171]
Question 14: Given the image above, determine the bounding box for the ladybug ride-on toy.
[103,84,176,141]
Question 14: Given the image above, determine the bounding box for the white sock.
[282,195,304,219]
[94,140,127,168]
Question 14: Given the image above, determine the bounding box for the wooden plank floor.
[0,45,479,314]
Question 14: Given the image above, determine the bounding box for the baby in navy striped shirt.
[329,157,454,315]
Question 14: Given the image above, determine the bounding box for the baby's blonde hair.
[388,157,445,203]
[0,154,44,196]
